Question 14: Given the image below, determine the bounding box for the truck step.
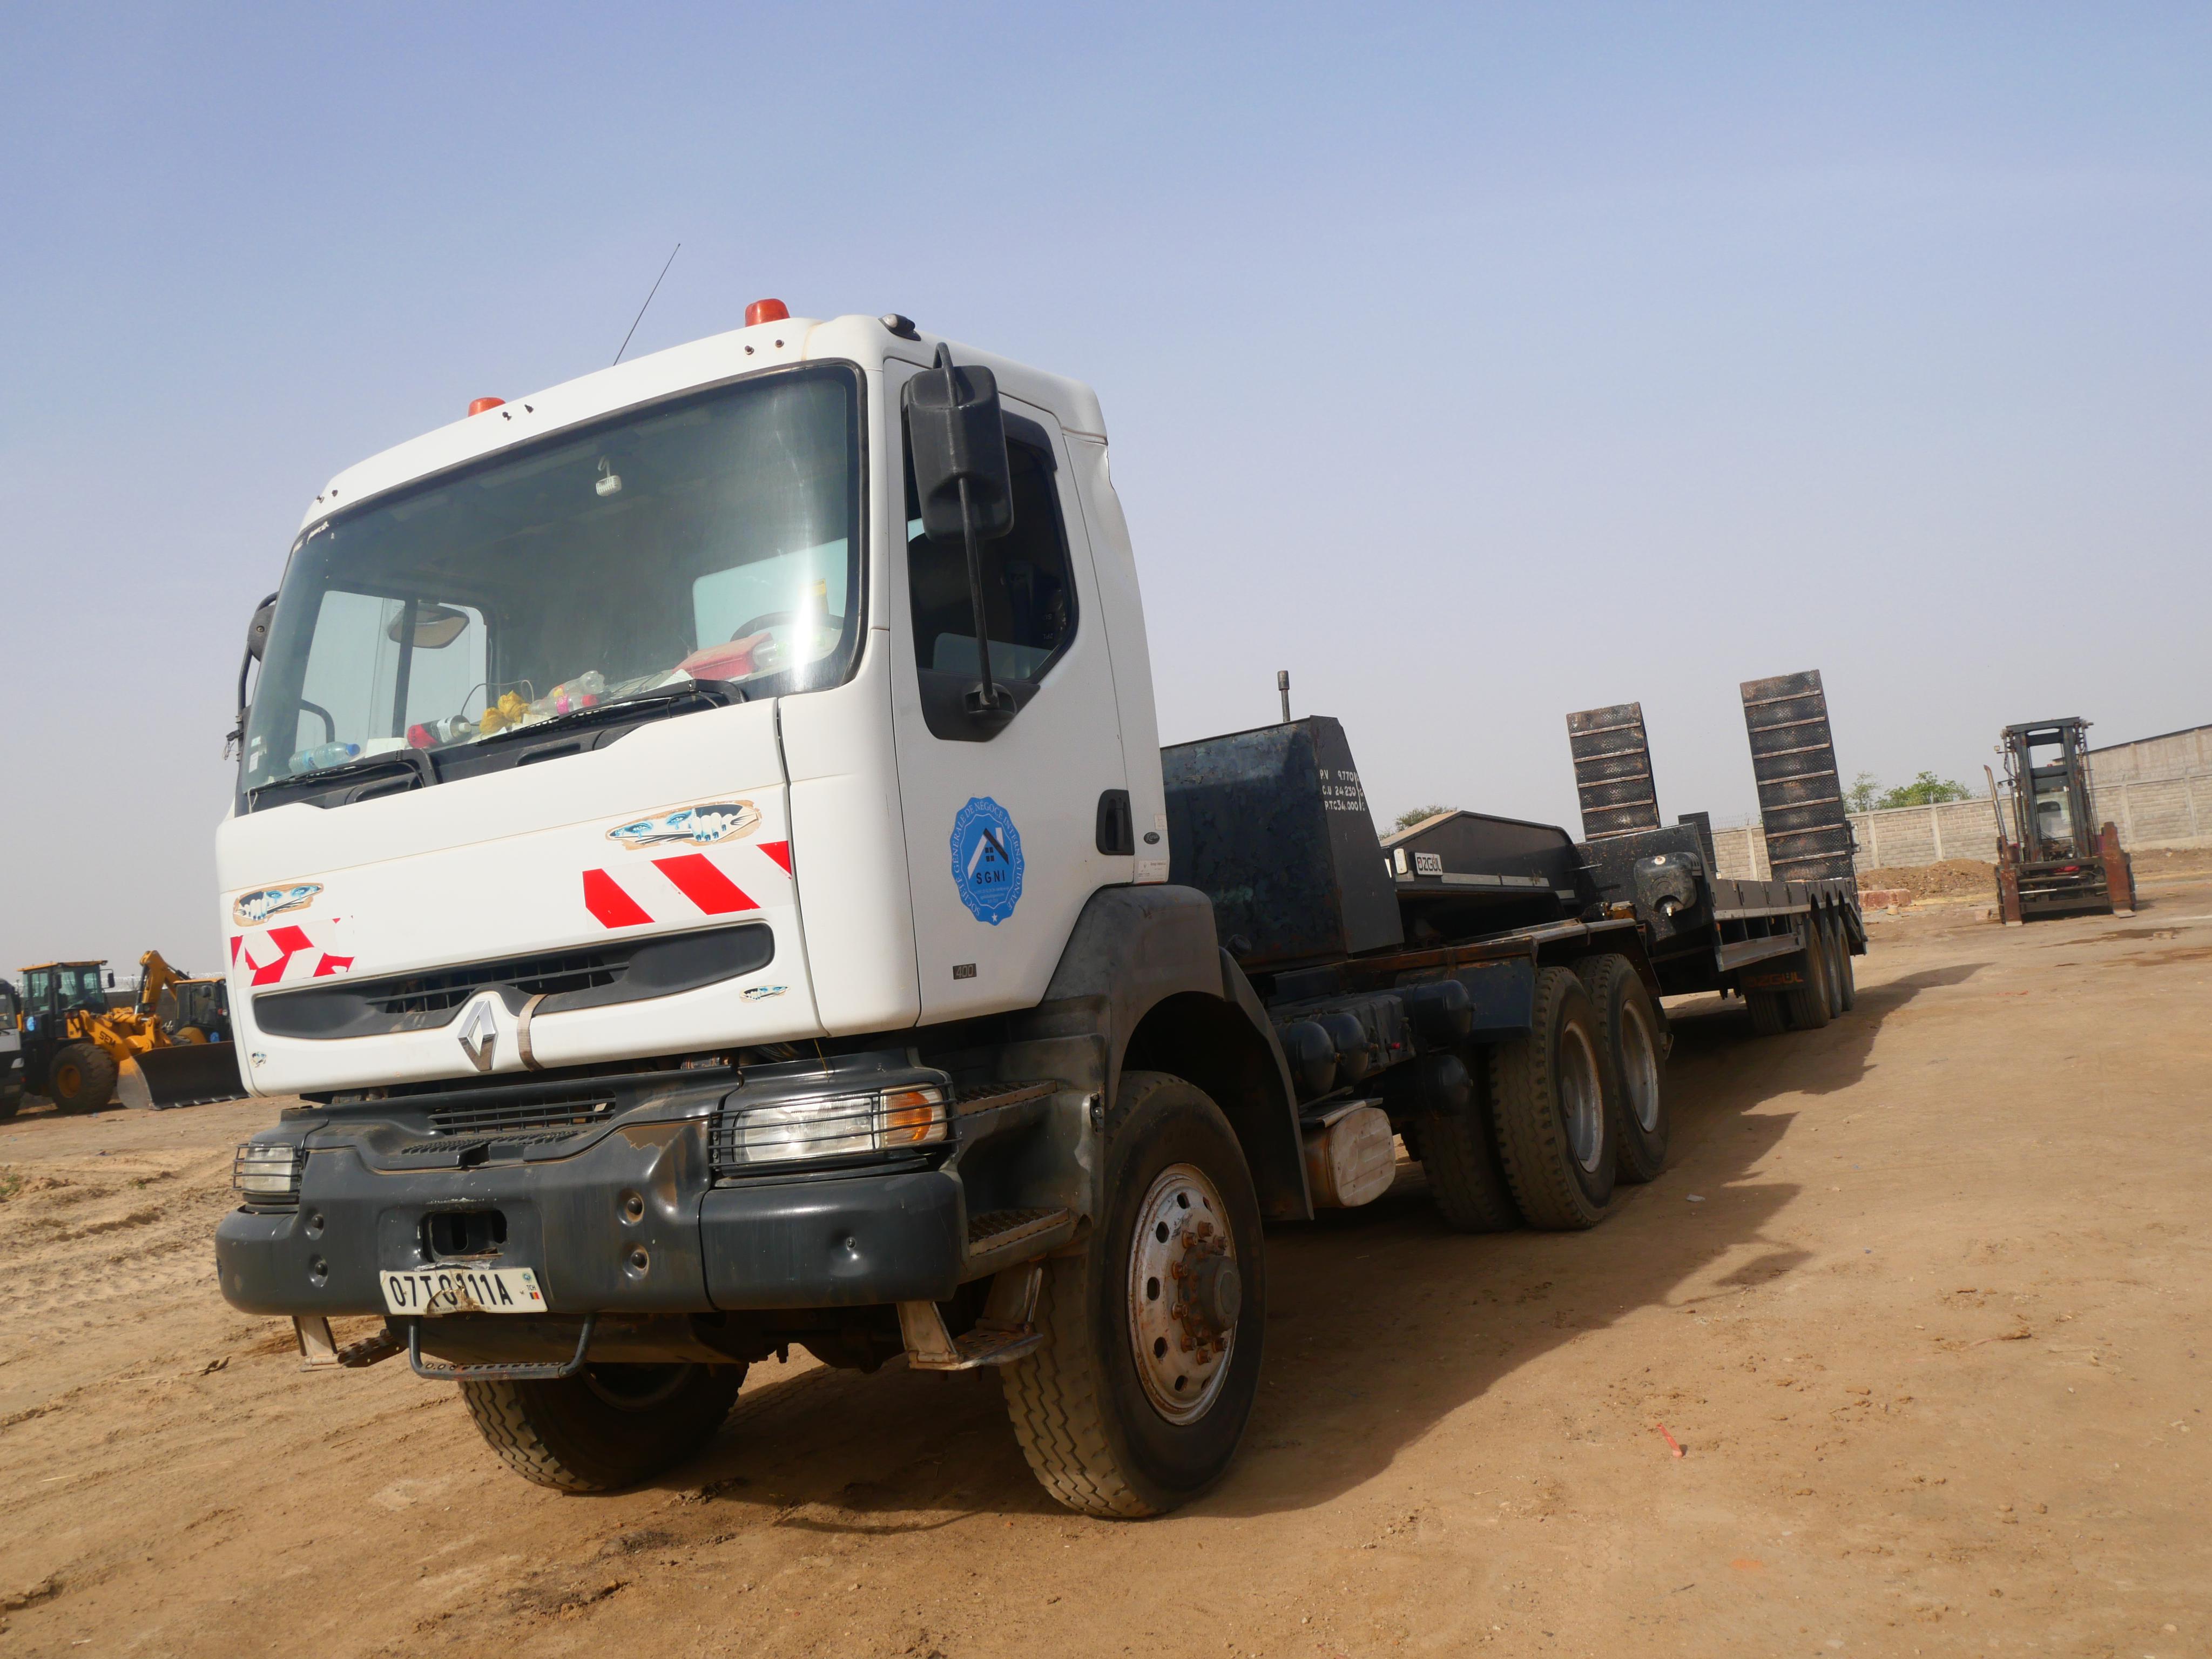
[963,1206,1077,1278]
[900,1259,1048,1371]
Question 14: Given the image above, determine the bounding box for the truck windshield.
[242,365,863,792]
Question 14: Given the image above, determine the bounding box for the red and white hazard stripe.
[581,840,793,930]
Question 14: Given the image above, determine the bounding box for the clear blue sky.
[4,4,2208,970]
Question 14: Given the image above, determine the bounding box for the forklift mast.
[2000,719,2099,861]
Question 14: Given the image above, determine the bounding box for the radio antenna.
[613,243,682,366]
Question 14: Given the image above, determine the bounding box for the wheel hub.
[1620,1002,1660,1134]
[1560,1027,1604,1174]
[1127,1162,1238,1424]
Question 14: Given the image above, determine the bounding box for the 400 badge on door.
[950,797,1024,925]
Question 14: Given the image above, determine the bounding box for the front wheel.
[48,1043,118,1112]
[458,1361,744,1492]
[1001,1070,1266,1518]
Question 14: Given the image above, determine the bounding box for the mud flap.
[118,1044,248,1110]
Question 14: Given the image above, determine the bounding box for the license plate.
[381,1265,546,1316]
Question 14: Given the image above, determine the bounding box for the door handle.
[1095,790,1135,857]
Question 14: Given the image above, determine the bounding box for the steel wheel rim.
[1126,1161,1237,1425]
[1619,1000,1661,1134]
[1559,1026,1604,1174]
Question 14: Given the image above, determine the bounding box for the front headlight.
[233,1141,304,1204]
[714,1084,948,1172]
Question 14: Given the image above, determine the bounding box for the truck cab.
[215,308,1292,1515]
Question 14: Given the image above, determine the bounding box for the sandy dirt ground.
[3,876,2210,1658]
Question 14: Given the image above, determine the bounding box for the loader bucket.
[117,1043,248,1110]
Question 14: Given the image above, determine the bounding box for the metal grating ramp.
[1740,670,1856,882]
[1567,702,1661,840]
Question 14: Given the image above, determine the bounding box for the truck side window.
[906,431,1076,689]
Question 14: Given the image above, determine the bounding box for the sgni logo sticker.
[949,797,1023,926]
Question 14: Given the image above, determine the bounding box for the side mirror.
[246,596,278,662]
[903,349,1018,731]
[905,358,1014,544]
[230,590,281,760]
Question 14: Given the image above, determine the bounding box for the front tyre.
[48,1043,118,1113]
[458,1361,744,1493]
[1001,1071,1266,1518]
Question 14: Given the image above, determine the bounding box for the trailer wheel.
[48,1043,118,1113]
[1573,954,1669,1185]
[1489,968,1615,1229]
[1412,1051,1521,1232]
[458,1361,744,1493]
[1823,912,1850,1018]
[1782,920,1832,1031]
[1830,912,1858,1011]
[1001,1070,1266,1518]
[1746,990,1789,1036]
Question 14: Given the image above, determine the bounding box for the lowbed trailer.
[212,304,1860,1518]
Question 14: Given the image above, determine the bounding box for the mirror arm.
[956,474,1004,717]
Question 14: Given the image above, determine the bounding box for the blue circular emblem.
[950,797,1024,925]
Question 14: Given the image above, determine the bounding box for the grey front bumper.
[214,1131,966,1319]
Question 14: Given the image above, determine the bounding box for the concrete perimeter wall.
[2087,722,2212,785]
[1709,768,2212,880]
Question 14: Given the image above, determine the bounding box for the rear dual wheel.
[1573,954,1669,1185]
[1489,967,1616,1230]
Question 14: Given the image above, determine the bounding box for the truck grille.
[254,922,774,1040]
[427,1097,616,1137]
[365,948,621,1019]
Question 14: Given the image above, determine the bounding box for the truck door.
[889,386,1134,1021]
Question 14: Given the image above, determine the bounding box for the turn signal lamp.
[745,298,790,326]
[468,396,505,416]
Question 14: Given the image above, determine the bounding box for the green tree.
[1876,771,1972,809]
[1846,772,1881,814]
[1394,804,1457,831]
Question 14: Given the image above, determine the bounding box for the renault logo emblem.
[457,1000,498,1073]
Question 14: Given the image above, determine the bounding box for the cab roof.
[300,311,1109,534]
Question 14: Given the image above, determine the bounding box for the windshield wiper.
[473,678,746,747]
[250,744,438,802]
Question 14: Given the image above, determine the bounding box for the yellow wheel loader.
[15,953,246,1112]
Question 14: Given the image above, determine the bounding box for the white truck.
[213,302,1860,1516]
